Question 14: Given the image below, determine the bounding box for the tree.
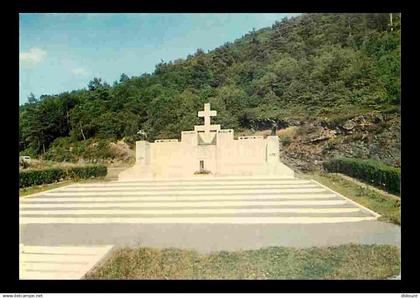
[88,77,104,91]
[18,13,400,159]
[27,93,38,104]
[119,73,130,83]
[69,100,106,141]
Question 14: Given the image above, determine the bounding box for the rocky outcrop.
[108,140,135,162]
[278,111,400,172]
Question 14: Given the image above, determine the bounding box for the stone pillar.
[266,136,280,163]
[136,141,150,165]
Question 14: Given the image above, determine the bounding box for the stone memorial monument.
[119,103,294,180]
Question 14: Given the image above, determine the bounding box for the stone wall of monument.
[214,136,293,177]
[119,103,294,180]
[126,135,293,178]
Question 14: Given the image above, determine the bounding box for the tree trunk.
[390,13,393,31]
[348,19,352,37]
[79,123,86,141]
[66,111,70,128]
[80,128,86,141]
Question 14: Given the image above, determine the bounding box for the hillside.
[19,13,401,170]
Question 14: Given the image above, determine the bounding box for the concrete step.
[32,188,328,197]
[19,177,379,225]
[19,216,376,225]
[19,207,362,216]
[55,184,319,193]
[80,179,310,187]
[19,245,113,280]
[19,200,348,209]
[63,183,318,191]
[21,193,338,203]
[110,176,299,184]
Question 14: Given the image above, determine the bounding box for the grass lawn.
[85,244,400,280]
[19,176,111,197]
[298,171,400,225]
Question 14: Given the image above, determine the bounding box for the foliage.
[19,13,400,160]
[67,165,108,180]
[20,168,66,188]
[20,165,107,188]
[323,158,400,195]
[43,137,75,162]
[302,171,400,224]
[280,136,292,146]
[86,244,400,280]
[42,138,117,162]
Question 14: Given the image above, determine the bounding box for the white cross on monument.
[195,103,220,134]
[198,103,217,129]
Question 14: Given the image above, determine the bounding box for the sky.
[19,13,301,105]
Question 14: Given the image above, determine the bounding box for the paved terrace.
[20,177,400,250]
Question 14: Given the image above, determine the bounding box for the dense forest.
[19,13,400,165]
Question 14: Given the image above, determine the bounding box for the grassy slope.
[86,244,400,280]
[19,176,112,197]
[299,171,400,225]
[19,180,76,197]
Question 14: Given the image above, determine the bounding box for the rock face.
[342,120,356,131]
[279,111,400,172]
[108,140,135,162]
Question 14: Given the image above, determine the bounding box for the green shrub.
[72,141,87,157]
[323,158,400,195]
[20,147,37,159]
[80,139,115,161]
[95,139,114,160]
[43,137,75,162]
[280,136,292,146]
[44,146,75,162]
[20,168,66,188]
[20,164,107,188]
[67,165,108,180]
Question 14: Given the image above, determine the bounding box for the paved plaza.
[20,176,400,279]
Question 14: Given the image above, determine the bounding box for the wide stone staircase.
[20,177,378,224]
